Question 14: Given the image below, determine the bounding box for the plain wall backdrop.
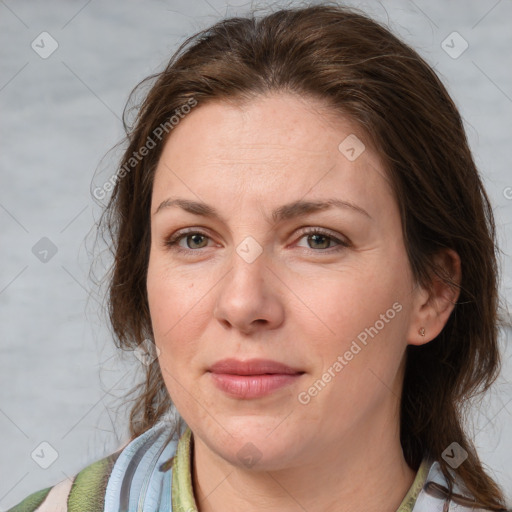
[1,0,511,509]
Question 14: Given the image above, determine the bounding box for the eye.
[163,230,213,253]
[163,227,350,255]
[295,228,350,252]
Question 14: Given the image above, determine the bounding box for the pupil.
[189,234,205,248]
[311,234,328,249]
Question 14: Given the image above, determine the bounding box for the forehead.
[151,92,393,215]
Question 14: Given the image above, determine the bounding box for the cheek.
[147,256,200,335]
[303,262,409,374]
[146,268,199,376]
[310,268,393,334]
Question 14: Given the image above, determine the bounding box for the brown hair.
[93,2,509,509]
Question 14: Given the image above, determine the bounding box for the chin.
[201,417,301,470]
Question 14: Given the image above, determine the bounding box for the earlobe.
[408,248,462,346]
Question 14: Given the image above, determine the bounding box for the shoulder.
[413,459,508,512]
[6,416,182,512]
[6,449,120,512]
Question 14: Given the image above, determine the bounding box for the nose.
[213,247,285,335]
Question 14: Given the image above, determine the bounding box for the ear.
[407,248,462,346]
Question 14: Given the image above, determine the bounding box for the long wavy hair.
[92,3,509,509]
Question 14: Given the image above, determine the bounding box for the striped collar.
[5,418,492,511]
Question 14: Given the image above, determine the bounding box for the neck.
[191,413,416,512]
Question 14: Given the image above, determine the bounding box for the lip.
[207,358,305,399]
[208,358,303,375]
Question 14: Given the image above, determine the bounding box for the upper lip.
[208,358,304,375]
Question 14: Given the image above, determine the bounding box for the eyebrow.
[153,196,372,223]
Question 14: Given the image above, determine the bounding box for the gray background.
[1,0,511,509]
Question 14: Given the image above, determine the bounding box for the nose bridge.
[235,233,265,266]
[224,234,267,297]
[213,235,284,332]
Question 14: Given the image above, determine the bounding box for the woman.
[7,3,510,511]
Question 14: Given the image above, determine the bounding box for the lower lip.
[209,372,303,399]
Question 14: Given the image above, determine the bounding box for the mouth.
[207,358,305,399]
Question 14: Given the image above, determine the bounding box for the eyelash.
[163,228,350,255]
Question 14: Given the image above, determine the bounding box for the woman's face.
[147,92,424,470]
